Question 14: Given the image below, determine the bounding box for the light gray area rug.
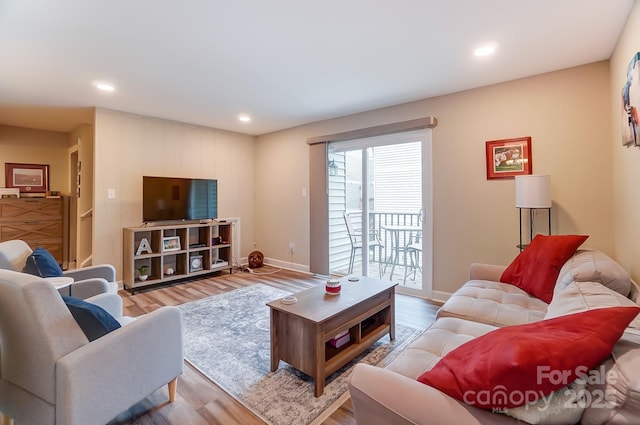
[178,283,423,425]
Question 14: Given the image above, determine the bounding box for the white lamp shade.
[515,175,551,208]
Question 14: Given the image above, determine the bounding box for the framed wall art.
[5,163,49,193]
[485,137,532,179]
[622,51,640,146]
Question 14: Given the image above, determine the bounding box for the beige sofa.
[349,249,640,425]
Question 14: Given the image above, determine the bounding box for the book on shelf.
[329,330,350,348]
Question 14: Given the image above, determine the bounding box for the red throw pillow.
[417,306,639,410]
[500,234,588,302]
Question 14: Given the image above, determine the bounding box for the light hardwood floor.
[111,267,439,425]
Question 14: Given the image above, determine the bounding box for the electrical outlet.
[289,242,295,254]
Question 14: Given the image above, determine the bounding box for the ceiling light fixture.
[238,114,251,122]
[93,81,115,92]
[474,43,498,57]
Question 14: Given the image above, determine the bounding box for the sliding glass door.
[327,130,432,297]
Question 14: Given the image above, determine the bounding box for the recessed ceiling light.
[93,81,115,92]
[474,43,498,57]
[238,114,251,122]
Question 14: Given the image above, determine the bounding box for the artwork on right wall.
[485,137,532,180]
[622,51,640,147]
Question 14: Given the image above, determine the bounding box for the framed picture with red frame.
[485,137,532,179]
[4,163,49,193]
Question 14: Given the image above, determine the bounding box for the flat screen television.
[142,176,218,223]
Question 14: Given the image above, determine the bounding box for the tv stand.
[123,221,233,293]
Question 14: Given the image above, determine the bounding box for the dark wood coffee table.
[266,276,397,397]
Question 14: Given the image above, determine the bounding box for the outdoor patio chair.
[404,231,422,283]
[343,211,383,277]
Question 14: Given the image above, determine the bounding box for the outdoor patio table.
[380,224,421,281]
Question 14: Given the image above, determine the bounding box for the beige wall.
[3,30,626,295]
[256,62,613,296]
[92,109,256,280]
[0,125,71,193]
[611,1,640,283]
[4,62,613,295]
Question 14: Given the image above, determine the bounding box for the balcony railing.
[330,211,422,275]
[373,211,421,264]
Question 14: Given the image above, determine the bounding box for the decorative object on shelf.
[136,266,149,281]
[135,237,152,255]
[213,259,229,267]
[4,163,50,193]
[325,278,341,295]
[162,236,181,252]
[212,236,222,245]
[0,188,20,198]
[164,266,174,276]
[248,250,264,268]
[515,174,552,251]
[190,255,203,272]
[329,329,350,348]
[485,137,532,179]
[622,51,640,147]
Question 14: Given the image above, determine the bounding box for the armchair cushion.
[417,306,640,410]
[500,234,588,303]
[22,247,63,278]
[63,264,119,295]
[62,295,121,341]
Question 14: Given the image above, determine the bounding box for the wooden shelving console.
[123,221,232,293]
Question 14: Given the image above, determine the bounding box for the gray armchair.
[0,269,183,425]
[0,240,118,299]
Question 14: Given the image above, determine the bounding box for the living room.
[2,1,640,424]
[1,61,636,299]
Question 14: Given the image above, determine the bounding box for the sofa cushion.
[580,331,640,424]
[555,249,632,298]
[386,317,497,379]
[22,247,63,278]
[417,306,640,410]
[546,281,640,331]
[436,280,548,327]
[62,295,121,341]
[503,380,586,425]
[500,234,588,303]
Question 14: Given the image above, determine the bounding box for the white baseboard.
[263,257,310,273]
[430,290,452,303]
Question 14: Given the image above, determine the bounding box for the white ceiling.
[0,1,634,135]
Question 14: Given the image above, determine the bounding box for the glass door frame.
[328,129,433,298]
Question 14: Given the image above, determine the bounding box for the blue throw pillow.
[62,296,121,341]
[22,247,63,277]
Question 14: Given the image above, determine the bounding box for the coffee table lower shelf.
[324,323,390,376]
